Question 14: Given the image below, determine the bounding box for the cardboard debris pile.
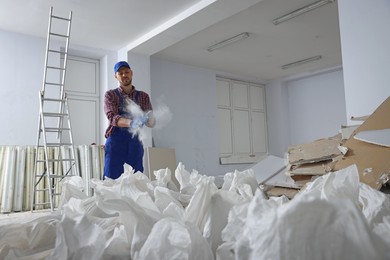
[265,96,390,199]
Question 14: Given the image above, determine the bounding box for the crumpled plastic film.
[358,182,390,227]
[222,169,259,198]
[217,165,390,260]
[153,167,179,192]
[219,194,389,260]
[175,162,203,196]
[184,175,217,234]
[1,162,390,259]
[135,218,213,260]
[0,214,60,260]
[301,164,360,203]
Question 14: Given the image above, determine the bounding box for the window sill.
[220,153,268,165]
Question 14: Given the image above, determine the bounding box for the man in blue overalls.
[103,61,155,179]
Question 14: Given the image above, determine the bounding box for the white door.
[63,55,100,145]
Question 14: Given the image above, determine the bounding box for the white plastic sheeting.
[0,163,389,259]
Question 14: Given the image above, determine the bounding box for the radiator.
[0,145,104,213]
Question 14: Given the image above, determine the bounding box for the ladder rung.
[46,66,65,71]
[51,15,71,21]
[43,127,71,132]
[46,143,73,146]
[48,49,68,55]
[43,112,68,117]
[35,175,65,180]
[33,202,51,206]
[45,82,64,86]
[50,32,69,38]
[42,98,66,102]
[35,188,49,192]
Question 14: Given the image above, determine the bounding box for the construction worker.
[103,61,155,179]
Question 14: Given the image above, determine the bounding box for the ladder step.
[45,82,64,86]
[46,143,73,146]
[35,188,50,192]
[33,202,51,206]
[42,98,66,102]
[49,32,70,38]
[43,127,71,132]
[46,66,65,71]
[48,49,68,55]
[35,174,64,178]
[51,15,71,21]
[42,112,68,117]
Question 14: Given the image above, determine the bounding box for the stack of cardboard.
[265,96,390,199]
[287,135,346,186]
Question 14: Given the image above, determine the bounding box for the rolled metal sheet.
[1,146,16,213]
[0,144,106,212]
[13,146,26,212]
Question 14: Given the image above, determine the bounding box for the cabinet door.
[233,110,251,154]
[217,79,230,107]
[251,111,267,153]
[232,82,248,109]
[218,108,233,155]
[63,56,100,145]
[250,85,264,110]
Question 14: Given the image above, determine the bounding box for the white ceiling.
[0,0,341,81]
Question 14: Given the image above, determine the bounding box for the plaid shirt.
[104,86,153,138]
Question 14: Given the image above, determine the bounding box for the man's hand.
[130,111,151,129]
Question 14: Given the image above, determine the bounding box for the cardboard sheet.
[289,160,336,176]
[334,96,390,190]
[266,187,299,199]
[288,135,343,165]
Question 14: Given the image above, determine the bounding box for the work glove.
[130,111,151,129]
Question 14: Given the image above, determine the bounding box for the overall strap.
[135,91,140,105]
[114,88,124,114]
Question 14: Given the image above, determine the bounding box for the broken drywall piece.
[340,124,360,140]
[265,169,300,189]
[249,154,287,184]
[265,187,299,199]
[354,128,390,147]
[334,96,390,190]
[289,160,335,176]
[288,135,343,165]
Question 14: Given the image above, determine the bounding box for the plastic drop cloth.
[217,164,390,260]
[0,163,389,260]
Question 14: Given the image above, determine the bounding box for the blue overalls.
[103,89,144,179]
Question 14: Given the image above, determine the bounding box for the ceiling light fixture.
[207,32,250,52]
[272,0,335,25]
[281,55,322,70]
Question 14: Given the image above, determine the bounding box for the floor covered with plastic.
[0,163,390,259]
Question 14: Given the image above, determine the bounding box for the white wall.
[265,79,289,158]
[0,29,117,146]
[150,58,254,176]
[265,69,346,156]
[338,0,390,123]
[0,30,45,145]
[287,69,346,145]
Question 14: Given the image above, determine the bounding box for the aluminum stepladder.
[31,7,79,212]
